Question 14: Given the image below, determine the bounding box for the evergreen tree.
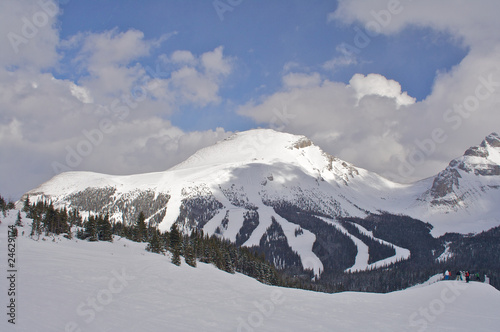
[0,195,6,217]
[134,212,147,242]
[146,230,164,254]
[84,216,98,241]
[169,224,181,266]
[23,195,31,215]
[55,208,70,235]
[68,209,82,228]
[15,211,23,227]
[0,194,5,211]
[97,214,113,242]
[183,237,197,267]
[30,217,42,239]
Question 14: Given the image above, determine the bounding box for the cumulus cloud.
[157,46,234,107]
[349,73,415,108]
[78,29,153,68]
[0,2,235,199]
[324,0,500,180]
[69,83,93,104]
[0,0,60,69]
[330,0,500,48]
[282,72,322,89]
[323,44,359,72]
[201,46,233,77]
[170,50,197,65]
[237,1,500,184]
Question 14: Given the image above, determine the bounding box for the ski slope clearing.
[320,216,411,272]
[1,212,499,332]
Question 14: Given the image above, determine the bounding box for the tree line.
[18,196,282,286]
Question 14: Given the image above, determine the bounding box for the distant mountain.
[22,129,500,276]
[406,132,500,234]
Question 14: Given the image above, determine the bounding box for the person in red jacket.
[465,271,470,283]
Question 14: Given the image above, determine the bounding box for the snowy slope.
[1,212,499,332]
[20,130,500,274]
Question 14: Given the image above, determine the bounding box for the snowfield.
[1,211,499,332]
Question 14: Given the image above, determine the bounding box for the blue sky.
[1,0,499,199]
[62,0,466,134]
[54,0,467,132]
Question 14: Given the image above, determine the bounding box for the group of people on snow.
[444,270,487,283]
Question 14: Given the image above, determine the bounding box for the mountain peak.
[460,132,500,167]
[482,132,500,148]
[169,129,319,170]
[429,132,500,201]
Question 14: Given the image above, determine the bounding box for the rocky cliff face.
[427,133,500,208]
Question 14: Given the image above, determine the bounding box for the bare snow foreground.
[1,211,499,332]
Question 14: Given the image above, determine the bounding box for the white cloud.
[323,44,359,72]
[201,46,233,77]
[0,2,235,199]
[69,83,93,104]
[78,29,152,68]
[323,0,500,183]
[0,0,60,70]
[349,73,415,108]
[170,66,221,106]
[170,50,196,65]
[157,46,234,107]
[282,72,322,89]
[330,0,500,49]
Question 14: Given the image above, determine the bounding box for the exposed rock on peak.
[485,132,500,147]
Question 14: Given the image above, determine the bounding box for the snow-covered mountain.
[406,132,500,235]
[22,129,500,275]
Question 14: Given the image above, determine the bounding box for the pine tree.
[97,214,113,242]
[169,224,181,266]
[23,195,31,215]
[84,216,98,241]
[184,237,197,267]
[30,217,42,239]
[55,208,70,235]
[0,194,5,212]
[68,209,82,228]
[15,211,23,227]
[223,251,234,273]
[134,212,147,242]
[147,230,164,254]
